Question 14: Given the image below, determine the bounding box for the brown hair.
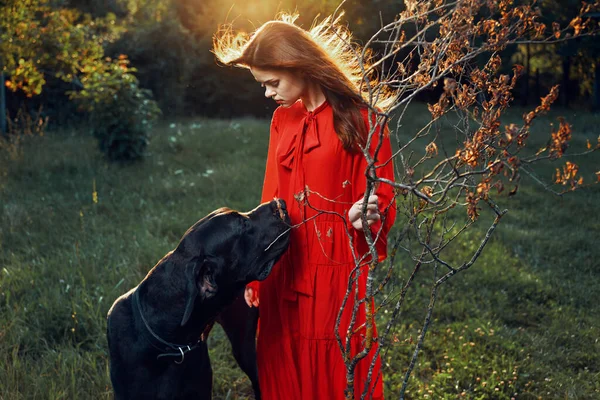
[212,13,394,151]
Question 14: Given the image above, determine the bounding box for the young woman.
[213,13,397,400]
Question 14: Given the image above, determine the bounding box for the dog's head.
[176,199,290,326]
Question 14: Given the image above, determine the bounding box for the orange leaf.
[421,186,433,197]
[426,142,439,156]
[553,22,561,39]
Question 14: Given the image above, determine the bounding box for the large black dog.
[107,200,290,399]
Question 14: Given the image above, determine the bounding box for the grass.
[0,103,598,399]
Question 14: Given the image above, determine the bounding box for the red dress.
[251,100,396,399]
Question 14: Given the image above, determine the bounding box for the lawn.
[0,103,598,399]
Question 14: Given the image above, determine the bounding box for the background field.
[0,103,598,399]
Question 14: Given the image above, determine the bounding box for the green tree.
[0,0,161,160]
[0,0,120,96]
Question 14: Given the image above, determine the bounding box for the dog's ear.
[181,258,218,326]
[181,260,201,326]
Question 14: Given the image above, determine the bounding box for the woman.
[213,13,397,400]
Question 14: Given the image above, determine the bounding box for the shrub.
[68,56,161,161]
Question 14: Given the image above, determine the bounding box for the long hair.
[212,13,395,151]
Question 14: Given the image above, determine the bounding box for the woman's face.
[250,67,306,108]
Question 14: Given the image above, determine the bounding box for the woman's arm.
[349,111,397,262]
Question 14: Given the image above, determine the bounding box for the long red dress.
[251,100,396,399]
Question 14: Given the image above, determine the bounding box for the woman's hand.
[244,286,259,307]
[348,194,380,231]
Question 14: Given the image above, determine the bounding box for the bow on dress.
[275,101,329,300]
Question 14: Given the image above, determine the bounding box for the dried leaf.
[426,142,439,156]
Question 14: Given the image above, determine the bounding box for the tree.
[0,0,160,160]
[0,0,118,97]
[507,0,600,108]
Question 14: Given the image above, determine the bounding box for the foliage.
[509,0,600,106]
[0,0,160,161]
[67,56,161,161]
[0,0,122,96]
[107,0,210,116]
[3,0,600,132]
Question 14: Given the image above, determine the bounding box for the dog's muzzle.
[275,198,287,221]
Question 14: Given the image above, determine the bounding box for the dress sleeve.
[350,111,397,263]
[249,109,281,296]
[260,108,281,203]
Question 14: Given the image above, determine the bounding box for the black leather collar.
[132,289,203,364]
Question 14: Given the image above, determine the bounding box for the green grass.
[0,104,598,399]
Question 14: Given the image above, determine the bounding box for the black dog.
[107,200,290,399]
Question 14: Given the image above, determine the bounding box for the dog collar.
[133,289,203,364]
